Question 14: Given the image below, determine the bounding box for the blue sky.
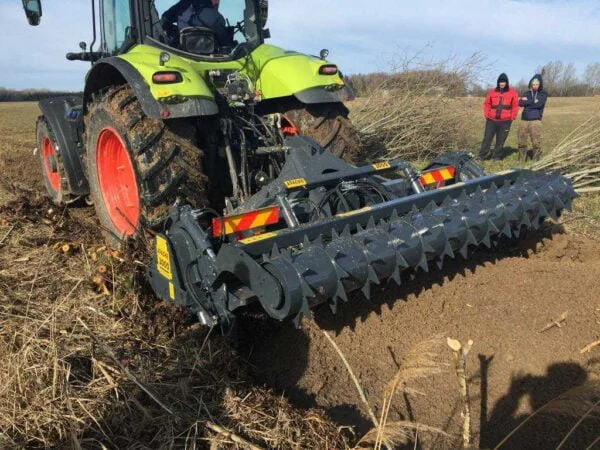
[1,0,599,90]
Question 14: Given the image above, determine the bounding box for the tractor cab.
[153,0,268,56]
[23,0,269,61]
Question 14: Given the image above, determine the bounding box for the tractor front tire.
[84,86,206,247]
[285,103,362,164]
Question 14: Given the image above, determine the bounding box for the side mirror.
[259,0,268,27]
[22,0,42,26]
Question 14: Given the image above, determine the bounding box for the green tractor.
[22,0,576,330]
[26,0,358,240]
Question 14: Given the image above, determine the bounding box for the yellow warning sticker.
[239,232,278,244]
[372,161,392,171]
[284,178,308,189]
[156,236,173,280]
[337,206,372,218]
[169,282,175,300]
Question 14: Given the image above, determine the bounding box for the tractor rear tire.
[84,86,206,247]
[37,118,68,205]
[284,104,362,164]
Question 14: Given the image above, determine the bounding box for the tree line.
[0,88,80,102]
[347,61,600,98]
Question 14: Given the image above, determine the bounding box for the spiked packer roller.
[148,137,576,329]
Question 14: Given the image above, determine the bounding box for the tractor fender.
[38,96,89,196]
[84,57,218,119]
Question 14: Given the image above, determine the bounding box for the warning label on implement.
[156,236,173,281]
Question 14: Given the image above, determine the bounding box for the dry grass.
[0,187,350,449]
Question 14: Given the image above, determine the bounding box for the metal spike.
[328,297,338,314]
[501,222,512,238]
[411,204,420,214]
[442,195,454,207]
[300,279,316,298]
[389,267,402,286]
[313,234,324,248]
[520,214,531,228]
[487,220,500,234]
[418,254,429,272]
[443,241,455,259]
[303,235,311,247]
[368,265,380,285]
[466,229,478,246]
[293,313,302,328]
[331,228,340,240]
[336,281,349,303]
[270,243,280,259]
[459,244,469,259]
[436,257,444,270]
[332,259,351,279]
[422,238,436,254]
[481,232,492,248]
[361,281,371,300]
[390,209,400,222]
[423,201,437,213]
[538,204,550,219]
[488,182,498,193]
[378,219,390,232]
[396,252,409,269]
[357,223,365,233]
[458,190,469,202]
[367,216,376,229]
[342,225,352,238]
[554,196,565,210]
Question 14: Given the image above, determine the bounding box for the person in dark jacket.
[518,74,548,162]
[161,0,232,48]
[479,73,519,160]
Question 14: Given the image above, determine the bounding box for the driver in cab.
[161,0,234,48]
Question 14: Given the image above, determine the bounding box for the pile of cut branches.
[532,116,600,193]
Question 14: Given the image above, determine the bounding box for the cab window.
[101,0,133,54]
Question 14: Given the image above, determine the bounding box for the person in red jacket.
[479,73,519,160]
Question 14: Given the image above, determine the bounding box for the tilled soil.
[242,230,600,449]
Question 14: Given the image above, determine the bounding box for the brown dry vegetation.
[0,99,600,449]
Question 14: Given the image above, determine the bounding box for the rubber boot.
[518,147,528,163]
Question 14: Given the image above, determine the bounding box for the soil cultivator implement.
[148,138,576,329]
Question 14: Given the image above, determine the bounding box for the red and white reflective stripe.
[212,206,280,237]
[420,166,456,186]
